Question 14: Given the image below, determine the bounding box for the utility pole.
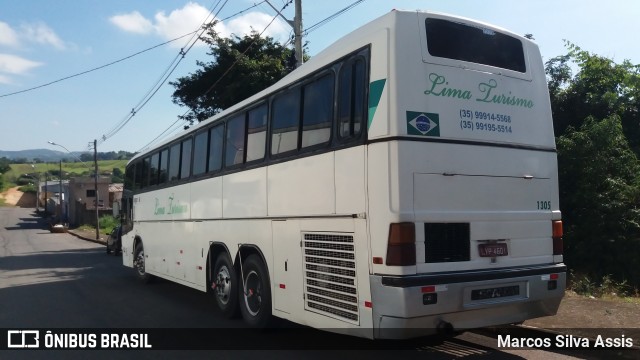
[294,0,303,67]
[265,0,303,67]
[44,167,48,216]
[93,139,99,240]
[59,160,63,225]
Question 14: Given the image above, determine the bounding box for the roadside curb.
[66,229,107,246]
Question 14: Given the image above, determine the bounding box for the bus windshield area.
[425,18,526,73]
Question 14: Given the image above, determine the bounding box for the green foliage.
[569,271,637,298]
[547,42,640,289]
[0,157,10,174]
[16,176,34,186]
[18,184,37,194]
[111,167,124,183]
[98,215,119,235]
[546,41,640,154]
[557,116,640,287]
[170,28,297,124]
[3,160,127,186]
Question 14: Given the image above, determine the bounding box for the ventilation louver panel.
[302,232,359,324]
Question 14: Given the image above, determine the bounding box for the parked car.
[106,225,122,255]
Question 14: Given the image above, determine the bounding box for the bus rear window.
[425,18,526,73]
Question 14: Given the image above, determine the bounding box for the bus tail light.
[386,223,416,266]
[552,220,563,255]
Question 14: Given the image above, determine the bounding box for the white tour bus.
[121,10,566,339]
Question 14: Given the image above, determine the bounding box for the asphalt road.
[0,207,635,360]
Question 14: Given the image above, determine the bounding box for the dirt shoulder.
[0,186,36,207]
[524,291,640,341]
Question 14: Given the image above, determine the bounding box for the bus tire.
[134,242,152,283]
[213,253,239,318]
[239,254,272,328]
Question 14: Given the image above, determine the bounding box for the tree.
[546,42,640,154]
[111,167,124,183]
[557,116,640,287]
[0,157,10,174]
[170,26,297,124]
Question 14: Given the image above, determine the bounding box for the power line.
[98,0,226,144]
[0,1,269,101]
[281,0,366,49]
[97,0,233,146]
[98,0,273,146]
[0,32,196,99]
[138,0,293,153]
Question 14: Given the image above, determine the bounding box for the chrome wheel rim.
[215,265,232,305]
[135,249,145,276]
[244,270,262,316]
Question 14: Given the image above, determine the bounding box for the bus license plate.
[478,243,508,257]
[471,285,520,300]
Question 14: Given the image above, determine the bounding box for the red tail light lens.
[552,220,563,255]
[386,223,416,266]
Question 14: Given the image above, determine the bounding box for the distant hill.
[0,149,133,162]
[0,149,74,162]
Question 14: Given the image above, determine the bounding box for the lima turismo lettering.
[424,73,534,108]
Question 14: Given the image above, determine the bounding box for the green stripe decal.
[368,79,386,129]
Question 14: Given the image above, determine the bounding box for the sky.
[1,0,639,154]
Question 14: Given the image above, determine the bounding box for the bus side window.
[149,152,159,186]
[134,161,142,190]
[302,74,334,148]
[125,164,135,190]
[225,114,246,167]
[169,143,181,181]
[142,157,150,188]
[338,58,366,140]
[247,104,267,162]
[159,148,168,184]
[271,88,301,155]
[193,131,208,176]
[208,124,224,172]
[180,138,192,179]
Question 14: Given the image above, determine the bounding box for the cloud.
[110,2,289,47]
[224,12,289,41]
[0,21,19,47]
[20,22,66,50]
[110,11,154,34]
[0,53,43,75]
[0,74,12,84]
[154,2,211,42]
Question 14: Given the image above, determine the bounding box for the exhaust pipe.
[436,320,454,336]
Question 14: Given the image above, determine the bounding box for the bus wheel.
[134,243,152,283]
[213,253,239,318]
[239,254,272,328]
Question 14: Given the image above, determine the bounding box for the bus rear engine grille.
[424,223,470,263]
[302,232,359,324]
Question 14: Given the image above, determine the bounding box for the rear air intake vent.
[424,223,470,263]
[303,232,358,324]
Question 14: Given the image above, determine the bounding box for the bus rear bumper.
[369,264,566,339]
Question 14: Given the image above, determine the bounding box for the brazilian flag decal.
[406,111,440,137]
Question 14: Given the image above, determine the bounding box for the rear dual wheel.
[239,254,272,328]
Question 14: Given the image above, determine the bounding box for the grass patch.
[568,271,639,298]
[4,160,127,186]
[98,215,119,235]
[76,215,120,235]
